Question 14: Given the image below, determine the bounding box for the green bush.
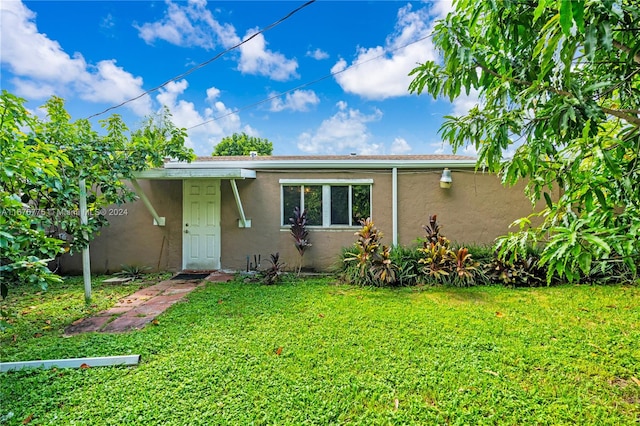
[417,215,486,287]
[337,214,638,288]
[341,215,488,287]
[342,218,397,287]
[389,245,423,286]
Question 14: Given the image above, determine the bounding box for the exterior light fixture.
[440,168,452,189]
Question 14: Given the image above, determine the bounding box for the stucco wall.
[396,169,536,246]
[60,180,182,274]
[220,171,382,273]
[61,168,540,274]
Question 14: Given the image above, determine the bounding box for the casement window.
[280,179,372,227]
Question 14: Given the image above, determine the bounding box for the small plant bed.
[339,215,638,288]
[1,277,638,424]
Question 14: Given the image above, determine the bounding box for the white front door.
[183,179,221,270]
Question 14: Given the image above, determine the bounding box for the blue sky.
[1,0,480,156]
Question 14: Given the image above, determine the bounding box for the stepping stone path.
[64,271,234,335]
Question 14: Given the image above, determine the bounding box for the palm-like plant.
[345,218,397,286]
[289,207,311,274]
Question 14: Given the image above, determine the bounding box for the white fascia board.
[279,178,374,184]
[134,168,256,179]
[164,159,477,170]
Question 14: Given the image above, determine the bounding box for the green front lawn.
[1,276,639,425]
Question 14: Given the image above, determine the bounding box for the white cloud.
[135,0,240,49]
[269,90,319,112]
[429,141,449,155]
[461,144,478,155]
[76,60,150,116]
[390,137,412,154]
[156,80,242,155]
[424,0,454,21]
[100,13,116,32]
[451,88,481,116]
[297,102,383,155]
[0,0,151,115]
[306,48,329,60]
[206,86,221,102]
[332,4,446,100]
[136,1,298,81]
[238,29,299,81]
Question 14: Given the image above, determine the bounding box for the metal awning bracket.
[131,178,165,226]
[230,179,251,228]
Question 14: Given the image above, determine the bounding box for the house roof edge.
[164,155,479,170]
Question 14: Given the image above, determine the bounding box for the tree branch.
[475,61,640,127]
[601,107,640,127]
[612,40,640,65]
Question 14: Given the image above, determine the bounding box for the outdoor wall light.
[440,168,452,189]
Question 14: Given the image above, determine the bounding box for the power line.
[188,33,434,131]
[85,0,316,120]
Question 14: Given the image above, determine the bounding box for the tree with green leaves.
[212,132,273,156]
[409,0,639,282]
[0,90,195,297]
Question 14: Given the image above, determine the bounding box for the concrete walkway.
[64,271,234,336]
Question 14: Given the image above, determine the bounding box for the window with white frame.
[280,179,372,227]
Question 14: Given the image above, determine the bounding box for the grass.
[1,275,639,425]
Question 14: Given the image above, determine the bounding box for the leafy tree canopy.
[212,132,273,156]
[0,90,195,297]
[409,0,639,282]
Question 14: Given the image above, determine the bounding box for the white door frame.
[182,179,221,270]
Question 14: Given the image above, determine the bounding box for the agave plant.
[115,264,151,280]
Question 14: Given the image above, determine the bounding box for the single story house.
[60,155,538,274]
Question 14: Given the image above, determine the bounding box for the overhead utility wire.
[187,33,434,131]
[85,0,316,120]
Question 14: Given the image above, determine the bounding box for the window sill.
[280,226,359,232]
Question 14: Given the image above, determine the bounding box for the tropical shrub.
[343,218,397,287]
[484,251,546,287]
[389,245,423,286]
[289,207,311,274]
[262,252,285,285]
[417,215,483,287]
[462,243,494,264]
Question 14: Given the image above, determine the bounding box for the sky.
[0,0,481,157]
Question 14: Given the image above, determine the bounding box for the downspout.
[392,167,398,246]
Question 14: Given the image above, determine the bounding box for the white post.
[79,178,91,302]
